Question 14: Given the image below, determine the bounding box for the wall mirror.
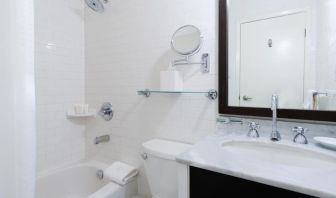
[219,0,336,122]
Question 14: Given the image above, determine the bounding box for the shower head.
[85,0,106,13]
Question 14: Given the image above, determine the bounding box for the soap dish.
[66,109,96,119]
[314,137,336,150]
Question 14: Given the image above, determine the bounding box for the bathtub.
[36,161,137,198]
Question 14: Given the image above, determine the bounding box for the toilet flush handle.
[141,153,148,160]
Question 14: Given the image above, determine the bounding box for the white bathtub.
[36,161,137,198]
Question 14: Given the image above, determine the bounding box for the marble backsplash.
[216,116,336,144]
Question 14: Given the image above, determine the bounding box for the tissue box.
[160,71,183,91]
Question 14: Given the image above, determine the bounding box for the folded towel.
[104,161,138,185]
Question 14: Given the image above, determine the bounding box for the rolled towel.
[104,161,138,185]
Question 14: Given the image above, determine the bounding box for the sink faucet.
[270,94,281,141]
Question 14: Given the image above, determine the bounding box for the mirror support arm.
[172,53,210,73]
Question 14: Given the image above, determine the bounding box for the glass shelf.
[137,89,218,100]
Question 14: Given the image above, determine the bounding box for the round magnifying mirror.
[171,25,202,56]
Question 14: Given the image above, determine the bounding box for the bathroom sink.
[177,136,336,197]
[221,140,336,169]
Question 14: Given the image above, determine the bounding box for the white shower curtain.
[0,0,36,197]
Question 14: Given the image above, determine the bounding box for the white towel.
[104,162,138,185]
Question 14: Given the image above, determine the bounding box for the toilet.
[142,139,192,198]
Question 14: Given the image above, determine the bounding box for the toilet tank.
[142,139,191,198]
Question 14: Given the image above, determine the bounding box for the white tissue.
[160,70,183,91]
[104,162,138,185]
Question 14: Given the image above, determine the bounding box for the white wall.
[84,0,218,196]
[0,0,36,197]
[35,0,86,173]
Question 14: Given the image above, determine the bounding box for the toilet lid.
[142,139,192,160]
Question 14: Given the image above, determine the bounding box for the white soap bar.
[160,71,183,91]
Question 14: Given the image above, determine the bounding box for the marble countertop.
[176,134,336,198]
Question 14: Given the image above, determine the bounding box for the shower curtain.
[0,0,36,197]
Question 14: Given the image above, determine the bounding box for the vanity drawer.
[190,166,315,198]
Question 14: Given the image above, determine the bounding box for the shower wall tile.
[35,0,86,173]
[84,0,218,197]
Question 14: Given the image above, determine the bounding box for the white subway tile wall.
[84,0,218,196]
[35,0,86,172]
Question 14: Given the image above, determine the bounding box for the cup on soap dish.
[74,104,89,115]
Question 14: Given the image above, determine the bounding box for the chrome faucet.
[270,94,281,141]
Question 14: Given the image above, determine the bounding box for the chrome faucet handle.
[247,122,260,138]
[292,126,308,144]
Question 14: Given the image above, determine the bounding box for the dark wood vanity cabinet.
[190,166,315,198]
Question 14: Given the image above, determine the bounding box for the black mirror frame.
[218,0,336,122]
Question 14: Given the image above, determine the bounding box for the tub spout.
[94,135,110,144]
